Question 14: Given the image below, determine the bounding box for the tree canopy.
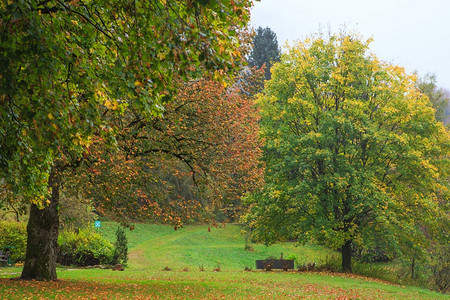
[70,76,263,226]
[0,0,252,204]
[0,0,253,281]
[246,33,449,272]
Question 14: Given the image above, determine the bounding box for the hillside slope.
[99,222,336,271]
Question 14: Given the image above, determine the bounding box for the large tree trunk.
[21,166,61,281]
[341,240,352,272]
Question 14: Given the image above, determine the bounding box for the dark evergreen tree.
[113,226,128,266]
[248,27,281,80]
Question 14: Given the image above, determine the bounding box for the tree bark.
[411,256,416,279]
[21,166,61,281]
[341,240,352,272]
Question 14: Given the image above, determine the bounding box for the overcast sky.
[250,0,450,90]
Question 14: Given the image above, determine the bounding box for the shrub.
[315,254,341,272]
[352,261,395,282]
[286,254,297,261]
[0,220,27,263]
[58,227,113,266]
[112,226,128,265]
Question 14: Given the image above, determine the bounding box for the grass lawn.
[1,267,447,299]
[122,223,337,271]
[0,223,448,299]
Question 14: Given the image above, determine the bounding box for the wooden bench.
[255,259,295,270]
[0,250,9,265]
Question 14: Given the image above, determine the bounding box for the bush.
[112,226,128,265]
[58,227,113,266]
[286,254,297,261]
[315,254,341,272]
[352,261,396,282]
[0,220,27,263]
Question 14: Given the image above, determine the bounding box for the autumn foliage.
[70,76,264,226]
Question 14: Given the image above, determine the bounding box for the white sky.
[250,0,450,90]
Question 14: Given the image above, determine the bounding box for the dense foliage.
[429,244,449,292]
[0,220,27,263]
[58,228,113,266]
[245,33,450,272]
[0,0,252,201]
[70,76,263,226]
[0,0,253,280]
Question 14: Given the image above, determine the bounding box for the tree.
[246,33,449,272]
[71,76,263,226]
[248,27,281,80]
[112,226,128,266]
[0,0,252,280]
[416,73,450,123]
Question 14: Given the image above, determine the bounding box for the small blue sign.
[94,221,101,228]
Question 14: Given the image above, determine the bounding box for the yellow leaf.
[48,113,54,120]
[157,52,166,60]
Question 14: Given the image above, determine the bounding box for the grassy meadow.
[0,223,448,299]
[99,223,337,271]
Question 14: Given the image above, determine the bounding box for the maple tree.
[69,75,264,227]
[245,33,449,272]
[0,0,253,280]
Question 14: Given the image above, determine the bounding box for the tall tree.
[416,73,450,123]
[248,26,281,80]
[0,0,252,280]
[246,33,449,272]
[71,76,264,226]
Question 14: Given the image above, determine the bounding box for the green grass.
[0,222,448,299]
[1,267,447,299]
[97,222,175,249]
[122,223,336,271]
